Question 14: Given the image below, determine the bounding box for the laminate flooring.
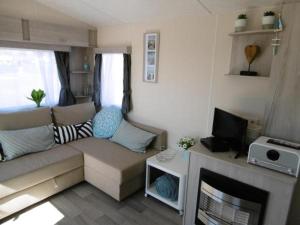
[2,182,183,225]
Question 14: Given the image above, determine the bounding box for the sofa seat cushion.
[0,145,83,199]
[52,102,96,126]
[67,137,159,184]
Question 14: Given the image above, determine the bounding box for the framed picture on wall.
[143,32,159,83]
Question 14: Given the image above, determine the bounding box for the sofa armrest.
[129,120,167,151]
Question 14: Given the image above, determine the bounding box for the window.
[0,47,61,111]
[101,53,124,108]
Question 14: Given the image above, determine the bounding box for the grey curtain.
[54,51,76,106]
[93,54,102,111]
[122,54,132,114]
[263,3,300,142]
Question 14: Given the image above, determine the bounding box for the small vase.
[180,149,190,161]
[235,19,247,32]
[83,63,90,71]
[262,16,275,29]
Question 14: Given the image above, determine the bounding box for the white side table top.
[147,149,189,177]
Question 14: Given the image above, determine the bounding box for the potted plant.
[27,89,46,107]
[262,11,276,29]
[178,137,195,160]
[83,56,90,71]
[235,14,248,32]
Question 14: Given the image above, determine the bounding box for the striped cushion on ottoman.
[54,120,93,144]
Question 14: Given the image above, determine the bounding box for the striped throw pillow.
[54,120,93,144]
[75,120,93,139]
[0,143,5,161]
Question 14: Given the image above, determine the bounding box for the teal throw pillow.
[110,120,156,153]
[93,106,123,138]
[0,125,56,161]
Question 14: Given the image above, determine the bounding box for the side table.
[145,149,189,215]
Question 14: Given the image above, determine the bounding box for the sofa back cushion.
[0,107,52,130]
[52,102,96,126]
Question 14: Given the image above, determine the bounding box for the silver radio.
[248,136,300,177]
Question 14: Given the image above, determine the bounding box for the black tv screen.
[212,108,248,145]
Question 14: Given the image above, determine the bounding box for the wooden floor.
[3,182,183,225]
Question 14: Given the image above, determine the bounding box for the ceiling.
[200,0,284,13]
[0,0,92,28]
[0,0,293,28]
[34,0,207,26]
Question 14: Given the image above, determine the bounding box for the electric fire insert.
[195,168,268,225]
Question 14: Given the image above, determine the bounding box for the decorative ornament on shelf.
[235,14,248,32]
[262,11,276,29]
[272,13,284,56]
[272,32,281,56]
[27,89,46,107]
[83,56,90,72]
[240,45,260,76]
[276,13,284,31]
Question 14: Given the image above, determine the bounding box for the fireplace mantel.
[183,144,299,225]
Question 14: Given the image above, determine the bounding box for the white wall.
[98,8,274,148]
[208,12,272,131]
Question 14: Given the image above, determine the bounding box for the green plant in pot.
[177,137,195,161]
[235,14,248,32]
[262,11,276,29]
[238,14,247,20]
[27,89,46,107]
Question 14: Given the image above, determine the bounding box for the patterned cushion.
[93,106,123,138]
[76,120,93,139]
[54,120,93,144]
[0,143,4,161]
[0,125,56,161]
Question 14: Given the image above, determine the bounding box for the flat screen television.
[212,108,248,150]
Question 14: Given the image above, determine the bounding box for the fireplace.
[195,169,268,225]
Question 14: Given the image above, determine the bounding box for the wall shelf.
[70,47,94,104]
[227,28,279,78]
[229,29,282,36]
[71,70,90,74]
[224,74,270,79]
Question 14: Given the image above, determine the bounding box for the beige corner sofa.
[0,103,167,220]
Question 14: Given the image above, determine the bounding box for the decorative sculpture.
[240,45,260,76]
